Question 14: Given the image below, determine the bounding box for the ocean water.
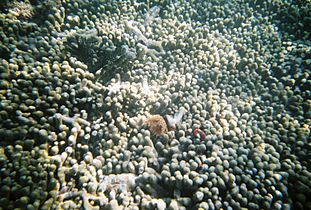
[0,0,310,209]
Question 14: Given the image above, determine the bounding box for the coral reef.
[9,1,34,20]
[0,0,310,209]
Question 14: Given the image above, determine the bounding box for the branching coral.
[144,6,161,26]
[57,190,108,210]
[97,173,137,196]
[9,1,34,20]
[124,19,164,61]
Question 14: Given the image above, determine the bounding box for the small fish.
[193,128,206,140]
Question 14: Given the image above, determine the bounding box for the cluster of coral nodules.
[1,0,310,209]
[145,108,185,136]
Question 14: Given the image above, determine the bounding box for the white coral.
[166,107,185,129]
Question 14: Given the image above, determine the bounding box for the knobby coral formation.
[0,0,310,209]
[9,1,34,20]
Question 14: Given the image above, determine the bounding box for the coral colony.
[0,0,310,209]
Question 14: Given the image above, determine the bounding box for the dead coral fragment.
[145,115,168,136]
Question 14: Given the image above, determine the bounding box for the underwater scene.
[0,0,310,209]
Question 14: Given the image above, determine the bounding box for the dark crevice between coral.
[64,29,136,84]
[0,46,11,60]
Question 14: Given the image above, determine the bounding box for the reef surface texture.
[0,0,310,209]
